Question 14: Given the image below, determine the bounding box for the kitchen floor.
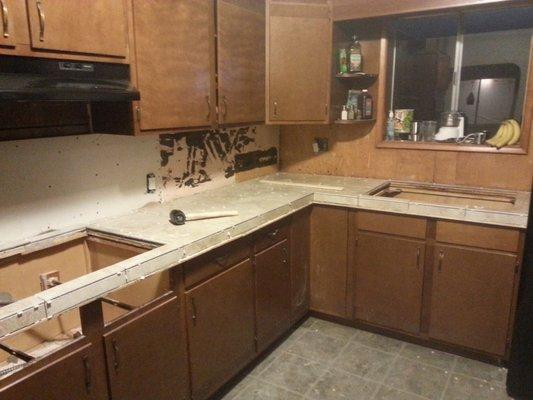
[221,317,511,400]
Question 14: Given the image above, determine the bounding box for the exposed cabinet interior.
[267,0,332,123]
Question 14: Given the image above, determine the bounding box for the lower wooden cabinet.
[255,239,291,352]
[103,295,189,400]
[290,208,311,323]
[186,259,255,400]
[429,244,517,356]
[0,342,106,400]
[354,232,425,334]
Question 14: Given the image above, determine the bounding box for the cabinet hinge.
[135,105,141,122]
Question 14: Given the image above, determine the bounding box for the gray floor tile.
[258,352,327,395]
[221,374,256,400]
[300,317,318,329]
[307,368,379,400]
[332,341,395,382]
[235,379,304,400]
[285,329,348,363]
[442,374,512,400]
[374,385,430,400]
[250,351,281,377]
[400,343,456,370]
[352,330,405,354]
[453,357,507,387]
[384,357,449,400]
[309,319,357,341]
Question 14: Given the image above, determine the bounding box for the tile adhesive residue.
[160,125,278,200]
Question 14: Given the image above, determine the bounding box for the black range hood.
[0,57,140,102]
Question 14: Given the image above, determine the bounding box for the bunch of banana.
[486,119,521,149]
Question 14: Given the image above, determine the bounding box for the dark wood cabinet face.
[0,343,106,400]
[429,244,517,356]
[186,259,255,400]
[255,239,291,352]
[290,208,311,323]
[217,0,265,124]
[310,206,349,318]
[354,232,425,334]
[103,296,189,400]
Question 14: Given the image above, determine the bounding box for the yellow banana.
[486,123,506,146]
[507,119,521,146]
[495,122,513,149]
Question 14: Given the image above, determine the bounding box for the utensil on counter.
[169,210,239,226]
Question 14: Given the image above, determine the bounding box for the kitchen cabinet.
[354,232,425,334]
[255,239,291,352]
[429,244,517,356]
[186,259,255,400]
[217,0,265,124]
[0,342,106,400]
[266,0,331,123]
[310,206,349,318]
[0,0,23,48]
[290,208,311,323]
[103,295,189,400]
[131,0,215,133]
[26,0,128,58]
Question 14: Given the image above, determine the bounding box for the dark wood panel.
[356,211,427,239]
[429,244,517,356]
[436,221,520,253]
[103,296,189,400]
[253,219,290,253]
[290,208,311,323]
[310,206,348,318]
[186,259,255,400]
[132,0,215,131]
[217,0,265,124]
[354,232,425,334]
[255,240,291,352]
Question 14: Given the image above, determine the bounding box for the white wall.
[0,125,279,245]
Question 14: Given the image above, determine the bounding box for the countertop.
[1,173,530,339]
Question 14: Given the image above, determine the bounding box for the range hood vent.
[0,57,140,102]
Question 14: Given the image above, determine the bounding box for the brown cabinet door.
[310,206,348,318]
[0,343,106,400]
[217,0,265,124]
[354,233,425,334]
[0,0,22,48]
[132,0,215,132]
[103,295,189,400]
[186,259,255,400]
[26,0,128,57]
[255,239,291,352]
[290,208,311,323]
[429,245,517,356]
[267,0,331,123]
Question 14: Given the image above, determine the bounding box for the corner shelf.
[334,119,376,125]
[335,72,378,88]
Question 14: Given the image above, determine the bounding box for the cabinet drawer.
[254,220,289,253]
[356,211,427,239]
[184,240,250,289]
[436,221,520,253]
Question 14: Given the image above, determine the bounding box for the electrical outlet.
[313,137,329,154]
[40,270,61,290]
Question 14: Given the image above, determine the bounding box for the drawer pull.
[112,339,120,373]
[438,250,444,272]
[0,0,8,39]
[36,1,45,41]
[214,254,229,267]
[267,229,279,239]
[273,101,278,117]
[191,297,198,326]
[82,356,92,394]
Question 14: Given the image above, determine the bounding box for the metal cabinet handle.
[36,1,45,41]
[416,248,421,269]
[112,339,120,373]
[0,0,9,39]
[222,95,228,119]
[273,101,278,117]
[82,356,92,394]
[206,95,211,120]
[214,254,229,267]
[267,229,279,239]
[438,250,444,272]
[282,247,288,264]
[191,297,197,326]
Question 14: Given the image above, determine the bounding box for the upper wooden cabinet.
[217,0,265,125]
[131,0,215,133]
[26,0,128,58]
[266,0,332,123]
[0,0,22,48]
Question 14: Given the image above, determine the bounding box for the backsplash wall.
[0,125,279,244]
